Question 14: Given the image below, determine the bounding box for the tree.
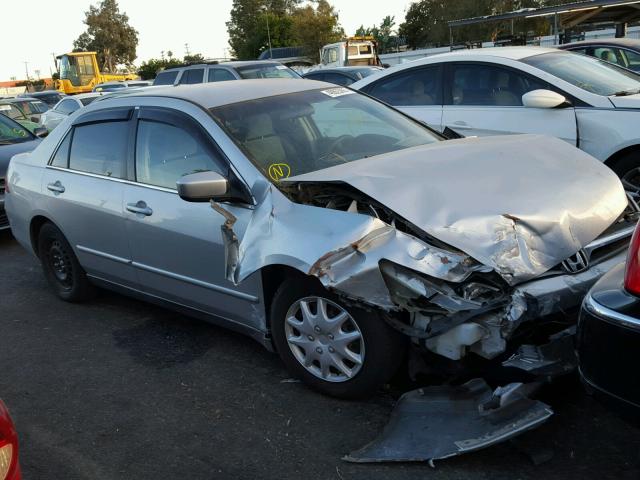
[226,0,300,60]
[137,52,206,80]
[291,0,344,62]
[73,0,138,72]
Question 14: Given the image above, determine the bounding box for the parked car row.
[1,47,639,420]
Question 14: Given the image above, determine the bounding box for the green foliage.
[226,0,342,61]
[355,15,399,54]
[399,0,569,49]
[137,52,209,80]
[291,0,344,62]
[73,0,138,73]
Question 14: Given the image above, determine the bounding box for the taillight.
[0,401,19,480]
[624,222,640,296]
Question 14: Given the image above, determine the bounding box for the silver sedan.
[5,79,634,398]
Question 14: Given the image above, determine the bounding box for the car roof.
[2,97,39,102]
[306,66,380,74]
[164,60,284,71]
[559,38,640,48]
[106,78,333,108]
[427,46,557,61]
[72,92,104,99]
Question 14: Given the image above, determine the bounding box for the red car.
[0,401,20,480]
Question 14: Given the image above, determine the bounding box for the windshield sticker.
[268,163,291,182]
[321,87,354,98]
[0,105,11,111]
[275,65,287,70]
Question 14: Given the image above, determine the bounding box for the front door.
[123,107,263,327]
[441,62,578,145]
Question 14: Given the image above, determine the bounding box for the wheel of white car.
[271,276,405,399]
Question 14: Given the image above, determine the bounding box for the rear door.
[41,107,137,286]
[361,64,443,130]
[122,106,261,324]
[179,68,205,85]
[440,62,578,145]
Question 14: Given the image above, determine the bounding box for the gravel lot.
[1,230,639,480]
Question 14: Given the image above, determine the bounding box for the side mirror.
[176,171,229,202]
[33,127,49,138]
[522,89,569,109]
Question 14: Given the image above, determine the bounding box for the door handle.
[126,201,153,216]
[452,120,468,126]
[47,181,65,194]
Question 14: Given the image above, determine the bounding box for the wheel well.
[29,215,51,257]
[605,145,640,170]
[260,265,314,331]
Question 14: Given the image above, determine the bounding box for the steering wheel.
[319,135,353,165]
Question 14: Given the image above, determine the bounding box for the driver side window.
[135,119,224,189]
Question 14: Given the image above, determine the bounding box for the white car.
[352,46,640,187]
[40,93,103,131]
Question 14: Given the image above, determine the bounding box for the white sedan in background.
[353,47,640,188]
[40,92,103,131]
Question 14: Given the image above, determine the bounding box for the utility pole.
[265,8,273,58]
[184,43,191,56]
[23,61,30,81]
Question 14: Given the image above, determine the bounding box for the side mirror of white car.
[522,89,569,109]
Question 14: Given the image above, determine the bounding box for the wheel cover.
[284,296,364,383]
[47,240,73,289]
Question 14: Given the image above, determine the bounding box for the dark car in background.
[152,60,300,86]
[0,400,21,480]
[302,66,383,86]
[18,91,65,108]
[578,221,640,422]
[558,38,640,72]
[0,115,43,231]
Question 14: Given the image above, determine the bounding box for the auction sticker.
[321,87,354,98]
[268,163,291,181]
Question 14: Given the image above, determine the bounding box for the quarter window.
[56,99,80,115]
[449,64,547,106]
[135,119,224,189]
[365,66,442,106]
[69,121,128,178]
[50,131,72,168]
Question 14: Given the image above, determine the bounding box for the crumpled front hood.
[285,134,628,284]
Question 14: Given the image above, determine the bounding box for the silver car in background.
[40,93,103,131]
[5,80,635,398]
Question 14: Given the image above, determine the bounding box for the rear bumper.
[578,281,640,417]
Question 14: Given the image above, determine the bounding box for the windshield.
[0,114,33,144]
[59,54,96,87]
[210,87,440,181]
[236,64,299,79]
[523,51,640,96]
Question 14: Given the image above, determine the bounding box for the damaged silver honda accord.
[5,79,636,398]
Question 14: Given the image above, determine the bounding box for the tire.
[37,222,94,302]
[611,151,640,191]
[271,276,405,399]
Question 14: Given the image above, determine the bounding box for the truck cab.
[320,37,381,68]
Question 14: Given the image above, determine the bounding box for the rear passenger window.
[69,122,128,178]
[50,130,72,167]
[208,69,236,82]
[180,69,204,84]
[56,99,79,115]
[135,119,224,189]
[366,66,442,106]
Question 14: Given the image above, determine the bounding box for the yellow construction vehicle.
[55,51,138,95]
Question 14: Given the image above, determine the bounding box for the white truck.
[319,37,382,68]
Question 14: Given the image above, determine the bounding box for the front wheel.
[611,152,640,193]
[271,277,405,399]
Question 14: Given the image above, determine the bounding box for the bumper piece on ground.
[343,378,553,464]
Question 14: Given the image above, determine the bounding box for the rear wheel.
[271,276,405,399]
[38,222,94,302]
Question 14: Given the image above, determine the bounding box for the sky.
[0,0,414,81]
